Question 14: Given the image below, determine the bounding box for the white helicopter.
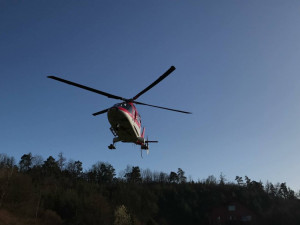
[48,66,191,153]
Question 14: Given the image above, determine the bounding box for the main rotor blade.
[134,101,192,114]
[48,76,125,101]
[92,108,109,116]
[132,66,176,100]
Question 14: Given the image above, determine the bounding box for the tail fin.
[141,127,145,138]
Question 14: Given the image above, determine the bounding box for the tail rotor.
[140,137,158,158]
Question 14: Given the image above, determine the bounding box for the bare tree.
[57,152,66,171]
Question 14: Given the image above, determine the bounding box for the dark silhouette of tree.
[177,168,186,183]
[219,172,226,185]
[19,153,33,172]
[158,172,168,183]
[0,154,16,208]
[278,182,295,199]
[125,166,142,183]
[42,156,60,176]
[235,175,244,186]
[169,171,179,183]
[88,162,115,183]
[66,160,83,179]
[0,154,15,169]
[265,181,277,198]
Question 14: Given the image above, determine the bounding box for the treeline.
[0,153,300,225]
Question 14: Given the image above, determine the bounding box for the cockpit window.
[116,102,133,114]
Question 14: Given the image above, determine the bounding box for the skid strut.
[110,127,117,137]
[108,137,120,150]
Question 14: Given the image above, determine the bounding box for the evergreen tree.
[89,162,116,183]
[125,166,142,183]
[169,171,179,183]
[19,153,32,172]
[42,156,60,176]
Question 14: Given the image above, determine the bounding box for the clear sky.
[1,1,300,190]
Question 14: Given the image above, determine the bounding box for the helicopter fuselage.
[107,102,144,145]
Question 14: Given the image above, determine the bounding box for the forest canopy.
[0,152,299,225]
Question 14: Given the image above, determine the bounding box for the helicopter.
[48,66,191,153]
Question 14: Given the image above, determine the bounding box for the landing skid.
[108,144,116,150]
[108,137,120,150]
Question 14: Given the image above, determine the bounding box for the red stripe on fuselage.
[117,106,141,129]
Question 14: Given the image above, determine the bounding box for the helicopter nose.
[108,106,119,113]
[108,106,123,119]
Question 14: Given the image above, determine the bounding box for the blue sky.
[1,1,300,190]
